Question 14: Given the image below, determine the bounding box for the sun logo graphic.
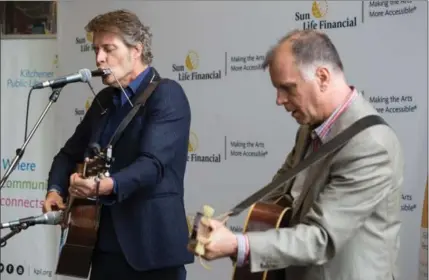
[86,32,93,43]
[171,50,222,81]
[75,32,94,53]
[185,51,199,71]
[85,97,93,112]
[188,131,199,152]
[74,97,93,122]
[295,0,357,30]
[311,0,328,19]
[187,131,221,163]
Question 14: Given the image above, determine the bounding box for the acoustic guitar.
[189,197,292,280]
[231,196,292,280]
[189,115,388,280]
[55,146,113,279]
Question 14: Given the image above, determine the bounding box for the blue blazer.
[47,67,194,271]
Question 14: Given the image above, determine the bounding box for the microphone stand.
[0,85,65,189]
[0,223,29,248]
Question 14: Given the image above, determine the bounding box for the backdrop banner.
[420,179,428,280]
[3,1,425,280]
[0,39,60,279]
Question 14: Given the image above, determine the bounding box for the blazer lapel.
[88,66,162,148]
[130,67,161,104]
[281,125,312,197]
[294,125,312,164]
[87,96,113,152]
[291,93,373,221]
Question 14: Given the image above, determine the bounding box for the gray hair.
[262,29,344,80]
[85,9,153,65]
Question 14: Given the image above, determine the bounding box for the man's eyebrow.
[92,44,116,48]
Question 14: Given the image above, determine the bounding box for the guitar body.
[55,155,111,279]
[55,197,100,278]
[232,197,293,280]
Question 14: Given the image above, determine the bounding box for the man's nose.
[96,51,106,65]
[276,91,288,106]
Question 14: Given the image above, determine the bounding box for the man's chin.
[102,76,116,86]
[292,112,307,125]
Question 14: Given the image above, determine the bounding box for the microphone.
[32,68,111,89]
[0,211,63,229]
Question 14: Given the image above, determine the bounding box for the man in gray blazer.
[189,30,404,280]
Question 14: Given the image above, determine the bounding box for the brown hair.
[85,9,153,65]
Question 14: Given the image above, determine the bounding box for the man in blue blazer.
[42,9,193,280]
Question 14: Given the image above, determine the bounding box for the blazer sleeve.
[46,89,110,197]
[46,102,96,197]
[111,80,191,202]
[246,135,398,272]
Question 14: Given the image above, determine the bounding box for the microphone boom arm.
[0,223,30,248]
[0,85,65,189]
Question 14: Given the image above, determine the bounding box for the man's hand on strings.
[188,217,238,261]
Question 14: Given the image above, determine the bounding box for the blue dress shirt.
[96,67,151,253]
[99,67,151,194]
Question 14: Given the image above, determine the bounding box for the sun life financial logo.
[75,97,93,122]
[187,131,221,163]
[172,50,222,81]
[75,32,94,53]
[295,0,358,30]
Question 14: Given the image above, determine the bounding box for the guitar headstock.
[77,145,113,180]
[188,205,215,256]
[81,156,109,179]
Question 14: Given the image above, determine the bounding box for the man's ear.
[133,42,143,60]
[315,66,330,92]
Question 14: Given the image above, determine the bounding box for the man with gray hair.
[44,9,193,280]
[188,29,403,280]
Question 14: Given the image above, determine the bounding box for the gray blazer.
[246,93,404,280]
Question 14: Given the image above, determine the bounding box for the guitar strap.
[93,73,164,212]
[228,114,389,217]
[106,74,165,149]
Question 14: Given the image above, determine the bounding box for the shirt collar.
[116,66,151,106]
[128,66,151,94]
[311,86,358,143]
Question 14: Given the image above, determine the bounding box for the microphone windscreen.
[45,211,63,225]
[79,68,92,82]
